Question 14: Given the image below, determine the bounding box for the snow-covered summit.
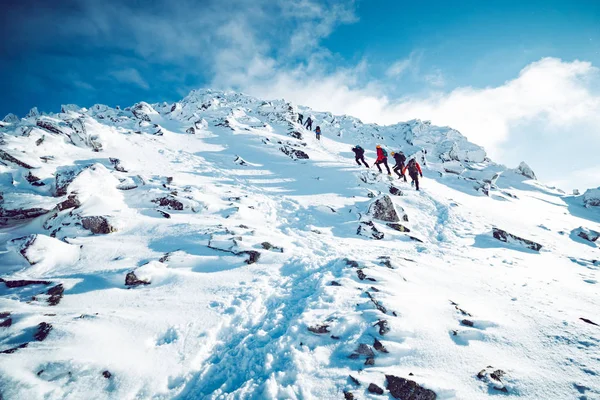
[0,89,599,400]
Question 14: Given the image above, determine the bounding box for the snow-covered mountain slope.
[0,89,599,400]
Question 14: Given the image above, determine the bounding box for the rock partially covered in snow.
[61,104,82,114]
[130,102,158,122]
[583,187,600,207]
[574,227,599,243]
[477,366,510,393]
[82,216,116,234]
[126,261,167,286]
[492,228,542,251]
[368,195,400,222]
[385,375,437,400]
[2,113,19,123]
[26,107,40,118]
[515,161,536,180]
[8,234,80,268]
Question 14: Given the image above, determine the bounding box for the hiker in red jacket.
[402,158,423,190]
[374,145,391,175]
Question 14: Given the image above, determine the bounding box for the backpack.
[381,148,388,157]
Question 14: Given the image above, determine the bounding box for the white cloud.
[110,68,149,90]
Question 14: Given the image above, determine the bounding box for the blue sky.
[2,0,599,190]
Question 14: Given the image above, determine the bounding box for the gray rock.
[57,194,80,211]
[368,383,384,395]
[152,197,184,211]
[125,271,150,287]
[492,228,542,251]
[82,216,116,234]
[575,227,599,243]
[368,195,400,222]
[386,375,437,400]
[0,207,50,226]
[357,220,384,240]
[477,366,508,393]
[280,145,309,160]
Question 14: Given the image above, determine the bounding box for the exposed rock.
[131,102,154,122]
[109,157,127,172]
[366,291,387,314]
[289,131,303,140]
[47,284,64,306]
[356,343,375,357]
[186,127,195,134]
[36,120,63,135]
[261,242,283,252]
[357,220,384,240]
[26,172,44,186]
[356,269,367,280]
[125,271,150,287]
[0,312,10,319]
[344,259,359,268]
[343,391,354,400]
[374,319,390,335]
[580,318,599,326]
[82,216,116,234]
[461,319,474,327]
[0,317,12,328]
[55,165,87,196]
[368,383,384,395]
[374,338,389,353]
[102,370,112,379]
[152,196,184,211]
[409,236,424,243]
[0,278,51,288]
[0,343,29,354]
[280,145,309,160]
[365,356,375,366]
[240,250,261,265]
[36,135,45,146]
[308,324,330,334]
[0,207,50,226]
[157,210,171,219]
[26,107,40,118]
[387,223,410,232]
[368,195,400,222]
[515,161,536,180]
[34,322,53,341]
[330,281,341,286]
[477,366,508,393]
[386,375,437,400]
[492,228,542,251]
[349,375,360,386]
[233,156,249,166]
[57,194,81,211]
[389,186,403,196]
[575,227,600,243]
[583,187,600,207]
[0,149,33,169]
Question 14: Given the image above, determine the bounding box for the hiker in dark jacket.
[304,116,313,130]
[298,113,304,125]
[402,158,423,190]
[374,145,391,175]
[315,126,321,140]
[391,151,407,181]
[352,145,369,168]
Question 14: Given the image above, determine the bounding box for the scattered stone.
[34,322,52,341]
[47,284,64,306]
[374,320,389,335]
[389,186,403,196]
[125,271,150,287]
[368,383,384,395]
[461,319,474,327]
[308,324,330,334]
[368,195,400,222]
[349,375,360,386]
[366,291,387,314]
[343,391,354,400]
[477,366,508,393]
[357,220,384,240]
[102,370,112,379]
[0,149,33,169]
[280,145,309,160]
[152,196,184,211]
[261,242,283,252]
[450,301,472,317]
[57,194,81,211]
[330,281,342,286]
[82,216,116,234]
[157,210,171,219]
[374,338,389,353]
[0,278,51,288]
[492,228,542,251]
[386,375,437,400]
[580,318,599,326]
[0,343,29,354]
[387,223,410,232]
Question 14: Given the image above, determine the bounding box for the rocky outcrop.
[54,165,87,196]
[109,158,127,172]
[34,322,53,341]
[386,375,437,400]
[36,120,64,135]
[477,366,508,393]
[583,187,600,208]
[0,207,50,226]
[280,145,309,160]
[26,107,40,118]
[57,194,81,211]
[125,271,150,287]
[152,196,184,211]
[492,228,542,251]
[368,383,384,395]
[82,216,116,234]
[357,220,384,240]
[2,113,19,123]
[47,284,64,306]
[368,195,400,222]
[131,102,155,122]
[515,161,536,180]
[0,278,51,288]
[308,324,330,334]
[26,172,44,186]
[389,186,403,196]
[0,149,33,169]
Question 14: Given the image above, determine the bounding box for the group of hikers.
[352,144,423,190]
[298,113,321,141]
[297,112,423,191]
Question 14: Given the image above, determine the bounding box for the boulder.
[289,131,303,140]
[477,366,508,393]
[152,197,184,211]
[374,338,388,353]
[583,187,600,207]
[492,228,542,251]
[82,216,116,234]
[280,145,309,160]
[515,161,536,180]
[386,375,437,400]
[374,319,389,335]
[368,195,400,222]
[387,223,410,232]
[125,271,150,287]
[389,186,403,196]
[368,383,384,395]
[55,165,88,196]
[109,158,127,172]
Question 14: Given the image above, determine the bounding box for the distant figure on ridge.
[391,151,407,182]
[375,145,391,175]
[402,158,423,191]
[315,126,321,140]
[352,145,369,168]
[298,113,304,125]
[305,115,313,130]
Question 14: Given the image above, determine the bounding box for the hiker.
[402,158,423,191]
[298,113,304,125]
[391,151,407,181]
[305,116,313,130]
[315,126,321,140]
[374,145,391,175]
[352,145,369,168]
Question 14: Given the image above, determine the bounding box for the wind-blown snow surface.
[0,89,599,399]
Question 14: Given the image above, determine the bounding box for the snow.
[0,88,599,400]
